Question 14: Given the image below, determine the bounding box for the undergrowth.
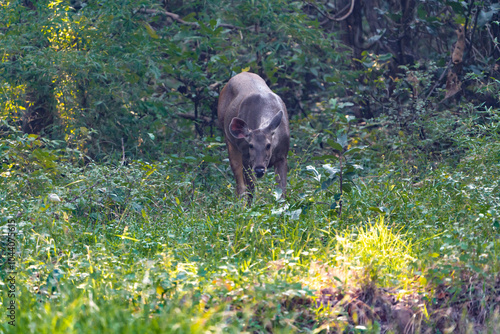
[1,105,500,333]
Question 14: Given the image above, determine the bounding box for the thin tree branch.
[121,138,126,165]
[137,8,240,30]
[466,4,481,64]
[486,24,500,55]
[138,8,198,27]
[306,0,355,21]
[177,113,212,124]
[425,59,452,101]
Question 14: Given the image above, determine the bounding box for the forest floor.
[1,116,500,333]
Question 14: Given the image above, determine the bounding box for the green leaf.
[323,164,340,176]
[142,22,159,39]
[345,115,356,122]
[273,187,283,200]
[342,183,352,193]
[368,206,384,213]
[365,31,384,45]
[344,146,367,156]
[445,1,466,15]
[209,19,219,30]
[326,139,343,151]
[312,154,337,161]
[202,155,220,163]
[333,276,343,284]
[306,165,321,181]
[477,6,500,28]
[378,53,393,62]
[329,98,338,109]
[321,177,335,190]
[336,134,348,149]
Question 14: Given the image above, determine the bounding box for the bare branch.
[425,59,452,101]
[486,24,500,55]
[177,113,212,124]
[138,8,198,27]
[121,138,126,165]
[137,8,240,30]
[306,0,355,21]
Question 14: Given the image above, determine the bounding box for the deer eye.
[266,144,271,150]
[249,144,254,149]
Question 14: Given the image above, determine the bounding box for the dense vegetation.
[1,0,499,333]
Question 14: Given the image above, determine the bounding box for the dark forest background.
[1,0,499,160]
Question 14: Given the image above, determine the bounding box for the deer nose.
[254,167,265,178]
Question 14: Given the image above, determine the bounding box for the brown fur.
[218,72,290,201]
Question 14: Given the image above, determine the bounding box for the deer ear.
[266,110,283,133]
[229,117,250,139]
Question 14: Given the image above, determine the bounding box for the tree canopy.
[1,0,498,159]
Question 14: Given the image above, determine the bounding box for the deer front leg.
[227,141,246,197]
[274,158,288,198]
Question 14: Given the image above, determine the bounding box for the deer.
[218,72,290,202]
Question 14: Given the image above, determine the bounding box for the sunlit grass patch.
[333,216,416,287]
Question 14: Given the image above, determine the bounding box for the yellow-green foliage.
[335,216,415,286]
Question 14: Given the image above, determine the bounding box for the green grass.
[1,114,500,333]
